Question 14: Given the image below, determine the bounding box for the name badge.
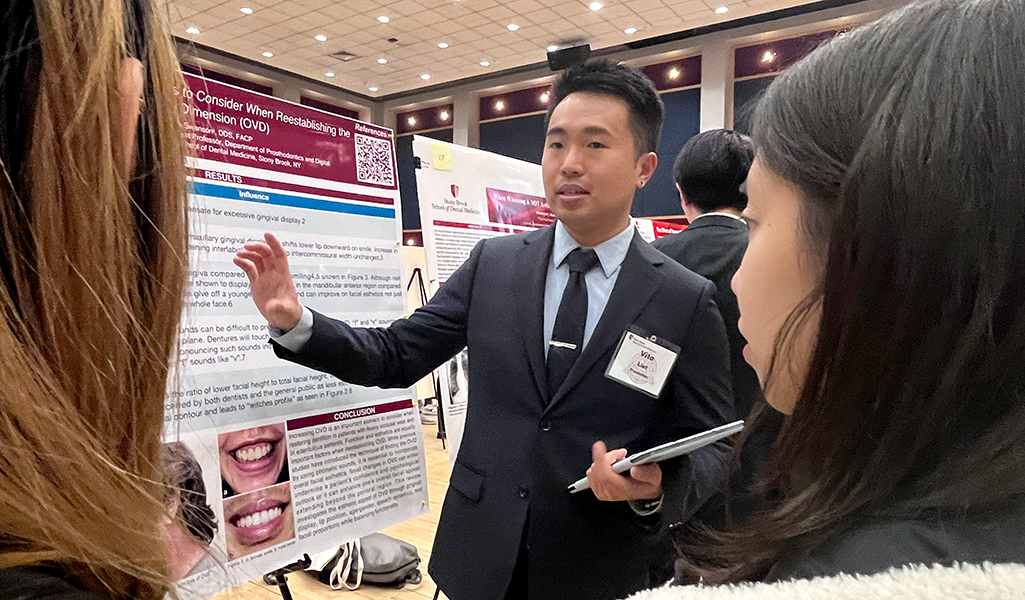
[604,326,681,398]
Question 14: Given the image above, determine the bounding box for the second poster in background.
[411,136,686,466]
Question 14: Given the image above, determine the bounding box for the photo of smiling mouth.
[230,439,278,470]
[224,483,295,555]
[219,424,289,496]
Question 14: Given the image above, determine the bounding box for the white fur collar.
[627,563,1025,600]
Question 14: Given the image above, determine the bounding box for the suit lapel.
[514,226,555,405]
[545,232,665,411]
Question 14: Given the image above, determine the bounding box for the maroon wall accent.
[397,104,455,135]
[300,96,359,120]
[734,29,850,79]
[640,55,702,91]
[181,64,273,95]
[480,85,553,122]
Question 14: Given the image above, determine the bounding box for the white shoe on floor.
[420,403,438,425]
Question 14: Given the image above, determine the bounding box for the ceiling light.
[668,67,680,79]
[547,44,559,52]
[315,34,328,42]
[589,1,604,10]
[507,23,520,31]
[377,15,390,23]
[185,27,200,35]
[378,57,388,64]
[716,5,729,14]
[262,51,274,58]
[495,100,505,111]
[480,60,491,67]
[408,117,417,126]
[406,238,416,246]
[624,27,637,35]
[325,72,335,77]
[438,42,449,48]
[539,91,550,103]
[421,73,432,80]
[440,110,450,120]
[369,86,380,92]
[762,50,776,63]
[240,7,253,14]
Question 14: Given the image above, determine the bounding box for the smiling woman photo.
[219,424,290,497]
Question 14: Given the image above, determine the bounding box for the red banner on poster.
[183,74,396,190]
[486,188,556,228]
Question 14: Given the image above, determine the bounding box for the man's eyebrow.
[545,126,613,136]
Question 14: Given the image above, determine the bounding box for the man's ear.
[677,183,687,211]
[637,152,658,188]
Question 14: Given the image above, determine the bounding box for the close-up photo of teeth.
[218,424,290,498]
[223,482,295,561]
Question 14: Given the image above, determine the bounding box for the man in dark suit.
[234,61,734,600]
[653,130,759,420]
[651,130,782,584]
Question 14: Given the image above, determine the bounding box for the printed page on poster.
[165,75,429,599]
[410,137,687,468]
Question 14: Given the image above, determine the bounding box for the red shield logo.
[450,184,460,198]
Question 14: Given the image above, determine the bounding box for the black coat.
[767,498,1025,581]
[0,568,101,600]
[652,215,761,418]
[273,225,736,600]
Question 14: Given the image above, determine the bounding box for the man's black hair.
[673,129,755,212]
[546,59,664,155]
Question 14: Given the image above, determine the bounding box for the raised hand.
[233,233,304,331]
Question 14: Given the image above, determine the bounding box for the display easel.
[407,267,447,448]
[262,554,311,600]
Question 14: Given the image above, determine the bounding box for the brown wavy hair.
[0,0,189,598]
[682,0,1025,582]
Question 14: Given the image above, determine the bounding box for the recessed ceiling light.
[547,44,559,52]
[495,100,505,111]
[262,51,273,58]
[421,73,432,80]
[378,15,390,23]
[185,27,200,35]
[668,67,681,79]
[440,110,450,120]
[378,58,388,64]
[408,117,417,126]
[589,1,604,10]
[480,61,491,67]
[240,7,253,14]
[716,5,729,14]
[762,50,776,63]
[507,23,520,31]
[540,91,550,103]
[315,34,328,42]
[369,86,380,92]
[438,42,449,48]
[325,72,335,77]
[624,27,637,35]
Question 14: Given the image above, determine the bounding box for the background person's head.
[161,443,218,580]
[690,0,1025,581]
[673,130,754,221]
[0,0,188,597]
[543,60,664,246]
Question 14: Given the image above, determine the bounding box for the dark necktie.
[546,248,601,399]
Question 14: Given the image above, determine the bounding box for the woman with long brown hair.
[0,0,189,599]
[632,0,1025,597]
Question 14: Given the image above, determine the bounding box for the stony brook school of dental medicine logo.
[451,184,459,198]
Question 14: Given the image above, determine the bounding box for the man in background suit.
[234,61,734,600]
[651,130,783,584]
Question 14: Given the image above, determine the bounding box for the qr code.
[355,133,395,187]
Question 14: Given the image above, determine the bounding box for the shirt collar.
[691,211,745,223]
[553,220,635,279]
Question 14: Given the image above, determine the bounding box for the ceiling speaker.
[547,44,591,71]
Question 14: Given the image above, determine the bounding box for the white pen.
[567,420,745,494]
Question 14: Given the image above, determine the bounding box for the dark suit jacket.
[272,225,735,600]
[653,215,761,418]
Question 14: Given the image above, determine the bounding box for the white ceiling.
[166,0,822,97]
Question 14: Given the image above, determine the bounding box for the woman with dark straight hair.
[631,0,1025,597]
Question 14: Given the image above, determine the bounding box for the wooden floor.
[212,423,451,600]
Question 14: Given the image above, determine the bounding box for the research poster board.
[166,75,428,599]
[411,137,685,467]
